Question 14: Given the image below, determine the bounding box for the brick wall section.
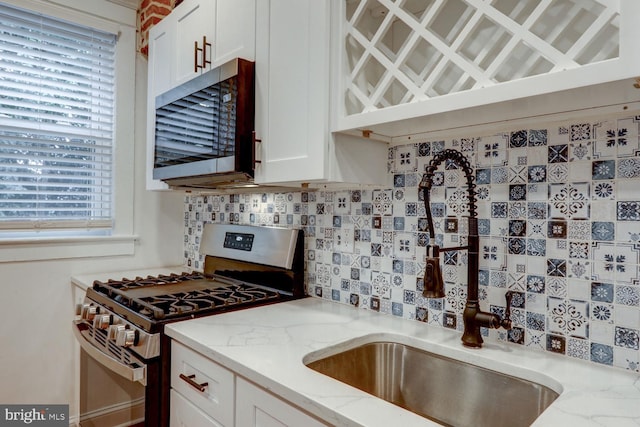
[137,0,181,57]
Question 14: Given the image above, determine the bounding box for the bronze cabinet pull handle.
[202,35,211,68]
[194,36,212,73]
[194,40,202,72]
[252,131,262,169]
[179,373,208,392]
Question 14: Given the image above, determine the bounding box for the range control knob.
[116,328,138,347]
[81,304,98,321]
[93,314,112,330]
[108,324,125,340]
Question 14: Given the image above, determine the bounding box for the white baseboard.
[74,397,144,427]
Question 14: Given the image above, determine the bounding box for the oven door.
[73,320,147,385]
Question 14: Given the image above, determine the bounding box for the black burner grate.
[91,272,281,321]
[139,284,280,318]
[96,272,207,290]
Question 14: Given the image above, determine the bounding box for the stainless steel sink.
[305,341,559,427]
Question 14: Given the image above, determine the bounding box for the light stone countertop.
[165,297,640,427]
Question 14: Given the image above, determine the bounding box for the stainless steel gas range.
[73,223,305,426]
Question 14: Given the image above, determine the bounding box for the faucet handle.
[427,244,440,257]
[501,291,514,329]
[419,174,433,189]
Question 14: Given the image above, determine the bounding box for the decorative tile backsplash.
[183,114,640,372]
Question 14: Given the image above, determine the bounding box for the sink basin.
[305,341,559,427]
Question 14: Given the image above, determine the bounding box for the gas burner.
[141,292,216,315]
[204,284,278,305]
[137,284,280,319]
[158,273,206,282]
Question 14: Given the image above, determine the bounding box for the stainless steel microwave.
[152,58,255,188]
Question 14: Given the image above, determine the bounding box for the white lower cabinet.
[171,389,224,427]
[171,341,235,427]
[171,341,327,427]
[235,378,327,427]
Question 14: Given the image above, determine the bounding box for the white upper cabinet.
[172,0,216,86]
[148,21,173,98]
[150,0,255,93]
[172,0,256,87]
[253,0,329,184]
[214,1,256,69]
[253,0,387,186]
[334,0,640,137]
[146,0,256,190]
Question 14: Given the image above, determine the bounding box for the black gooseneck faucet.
[420,148,513,348]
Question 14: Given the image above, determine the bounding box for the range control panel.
[201,224,298,270]
[223,232,254,251]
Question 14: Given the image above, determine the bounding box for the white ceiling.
[106,0,138,10]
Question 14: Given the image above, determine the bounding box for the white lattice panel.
[343,0,621,116]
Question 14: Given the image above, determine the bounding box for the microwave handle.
[252,131,262,170]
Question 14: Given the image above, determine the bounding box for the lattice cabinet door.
[334,0,640,133]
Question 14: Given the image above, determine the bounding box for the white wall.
[0,53,185,423]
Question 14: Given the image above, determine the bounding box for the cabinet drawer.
[170,389,222,427]
[171,341,234,427]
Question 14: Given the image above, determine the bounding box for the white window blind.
[0,2,116,231]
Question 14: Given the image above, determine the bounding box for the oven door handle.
[72,320,147,386]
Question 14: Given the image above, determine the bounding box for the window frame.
[0,0,137,261]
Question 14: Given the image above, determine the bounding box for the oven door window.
[154,77,237,168]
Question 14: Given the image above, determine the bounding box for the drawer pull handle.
[179,373,208,392]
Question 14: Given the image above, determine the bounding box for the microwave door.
[154,84,223,180]
[152,58,255,186]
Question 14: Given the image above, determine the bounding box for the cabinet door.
[215,0,255,64]
[254,0,331,184]
[173,0,215,86]
[148,20,174,98]
[170,390,223,427]
[235,378,327,427]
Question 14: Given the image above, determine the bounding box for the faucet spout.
[419,149,512,348]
